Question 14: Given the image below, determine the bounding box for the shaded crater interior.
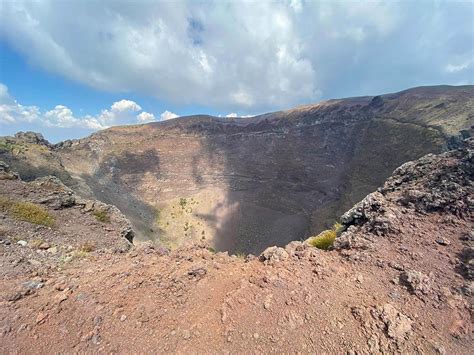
[3,85,473,255]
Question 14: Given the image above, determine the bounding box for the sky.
[0,0,473,143]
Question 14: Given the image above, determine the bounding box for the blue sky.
[0,0,473,142]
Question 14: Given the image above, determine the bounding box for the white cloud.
[160,110,179,121]
[0,83,40,124]
[0,1,472,114]
[111,99,142,112]
[0,83,153,130]
[225,113,238,118]
[445,60,473,74]
[137,111,156,122]
[44,105,79,127]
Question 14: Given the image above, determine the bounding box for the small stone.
[187,267,207,280]
[36,312,48,325]
[23,280,44,290]
[38,242,50,250]
[91,334,101,345]
[120,315,127,322]
[182,330,191,340]
[433,344,446,354]
[253,332,259,340]
[436,238,451,246]
[263,294,272,310]
[17,240,27,247]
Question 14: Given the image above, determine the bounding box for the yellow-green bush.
[308,222,344,250]
[0,196,55,227]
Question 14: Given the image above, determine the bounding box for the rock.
[263,294,273,310]
[285,241,307,258]
[399,270,431,296]
[54,292,69,304]
[33,176,75,209]
[182,330,191,340]
[120,315,127,322]
[14,131,50,146]
[188,267,207,280]
[0,161,19,180]
[382,139,474,215]
[23,280,44,290]
[17,240,27,247]
[38,242,50,250]
[460,232,474,242]
[435,238,451,246]
[91,334,101,345]
[378,304,412,342]
[340,192,388,230]
[245,254,256,262]
[333,232,373,251]
[35,312,48,325]
[259,246,289,264]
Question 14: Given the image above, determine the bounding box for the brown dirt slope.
[0,139,472,354]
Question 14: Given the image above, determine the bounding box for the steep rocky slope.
[0,139,472,354]
[0,162,133,279]
[1,85,473,254]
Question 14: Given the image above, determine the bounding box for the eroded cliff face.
[1,86,473,253]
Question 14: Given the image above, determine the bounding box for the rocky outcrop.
[382,138,473,215]
[0,162,19,180]
[13,132,51,147]
[336,139,473,250]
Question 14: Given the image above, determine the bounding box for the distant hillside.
[1,85,473,253]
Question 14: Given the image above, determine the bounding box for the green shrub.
[308,222,344,250]
[308,229,337,250]
[92,209,110,223]
[0,196,55,227]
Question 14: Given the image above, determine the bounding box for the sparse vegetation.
[70,250,89,260]
[0,196,55,227]
[92,208,110,223]
[0,139,24,153]
[234,252,246,259]
[30,238,46,249]
[79,241,96,253]
[308,222,344,250]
